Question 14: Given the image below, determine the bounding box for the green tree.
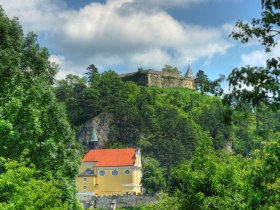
[55,74,87,102]
[247,133,280,209]
[226,0,280,109]
[0,156,81,209]
[141,157,166,194]
[169,136,247,210]
[86,64,98,84]
[0,7,80,208]
[162,64,181,75]
[195,70,224,96]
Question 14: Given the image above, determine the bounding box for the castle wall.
[147,72,195,89]
[120,70,195,89]
[147,73,162,87]
[79,194,157,209]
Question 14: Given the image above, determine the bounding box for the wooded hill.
[55,70,280,209]
[56,70,280,159]
[1,0,280,208]
[56,71,230,161]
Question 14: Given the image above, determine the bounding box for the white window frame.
[99,170,105,176]
[124,169,131,175]
[111,170,118,176]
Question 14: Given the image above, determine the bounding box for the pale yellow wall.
[76,176,95,193]
[76,166,142,195]
[95,166,136,195]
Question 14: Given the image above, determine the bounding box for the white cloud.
[119,0,208,10]
[0,0,233,78]
[241,51,267,67]
[130,49,172,69]
[49,55,65,65]
[0,0,66,32]
[240,40,280,67]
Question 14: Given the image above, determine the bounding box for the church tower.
[89,128,99,150]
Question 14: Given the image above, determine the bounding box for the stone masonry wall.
[80,194,157,209]
[148,72,195,89]
[120,70,195,89]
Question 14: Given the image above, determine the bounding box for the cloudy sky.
[0,0,277,80]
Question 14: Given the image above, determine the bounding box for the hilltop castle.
[120,66,195,89]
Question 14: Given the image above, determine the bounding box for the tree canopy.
[226,0,280,109]
[162,64,181,75]
[0,7,80,209]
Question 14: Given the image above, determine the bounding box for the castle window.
[125,169,131,175]
[112,170,118,176]
[83,177,87,181]
[99,170,105,176]
[83,186,87,190]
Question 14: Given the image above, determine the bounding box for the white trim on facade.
[122,183,142,187]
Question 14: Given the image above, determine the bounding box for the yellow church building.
[76,129,142,196]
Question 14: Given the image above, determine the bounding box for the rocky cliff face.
[77,112,113,150]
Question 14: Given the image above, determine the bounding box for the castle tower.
[185,63,194,79]
[89,128,99,150]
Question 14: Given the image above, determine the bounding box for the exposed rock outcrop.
[77,112,113,150]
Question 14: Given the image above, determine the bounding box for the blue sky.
[0,0,276,82]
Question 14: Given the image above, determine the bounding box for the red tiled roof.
[83,148,136,167]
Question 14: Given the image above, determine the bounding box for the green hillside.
[1,1,280,208]
[56,71,231,162]
[55,70,280,209]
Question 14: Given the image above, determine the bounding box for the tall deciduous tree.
[0,157,78,209]
[86,64,98,84]
[141,157,166,194]
[0,7,80,208]
[226,0,280,109]
[195,70,224,96]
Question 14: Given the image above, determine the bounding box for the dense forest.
[55,68,280,209]
[1,0,280,209]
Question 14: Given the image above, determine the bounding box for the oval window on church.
[112,170,118,176]
[99,170,105,176]
[125,170,131,175]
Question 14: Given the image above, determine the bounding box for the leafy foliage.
[0,7,80,209]
[169,139,248,210]
[247,133,280,209]
[0,157,78,209]
[151,133,280,210]
[56,72,232,166]
[195,70,224,96]
[162,64,181,75]
[141,157,166,194]
[226,0,280,109]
